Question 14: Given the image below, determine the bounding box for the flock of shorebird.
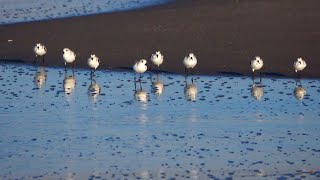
[34,43,307,77]
[33,43,309,102]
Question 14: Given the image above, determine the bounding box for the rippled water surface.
[0,63,320,179]
[0,0,171,24]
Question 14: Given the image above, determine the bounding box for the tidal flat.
[0,63,319,179]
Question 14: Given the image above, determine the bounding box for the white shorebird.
[34,43,47,63]
[183,53,197,75]
[63,48,76,70]
[293,58,307,78]
[150,51,164,69]
[250,56,264,75]
[87,54,100,74]
[133,59,148,78]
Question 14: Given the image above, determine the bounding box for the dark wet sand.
[0,0,320,77]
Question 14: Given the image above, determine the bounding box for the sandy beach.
[1,0,320,77]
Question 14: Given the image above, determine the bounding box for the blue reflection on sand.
[0,63,319,179]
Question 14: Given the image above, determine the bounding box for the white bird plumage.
[34,43,47,56]
[34,43,47,62]
[63,48,76,69]
[250,56,264,72]
[183,53,197,69]
[87,54,100,72]
[150,51,164,67]
[293,57,307,73]
[133,59,148,74]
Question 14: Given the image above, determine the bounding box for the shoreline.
[3,61,319,81]
[0,0,320,78]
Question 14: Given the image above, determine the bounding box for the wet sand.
[0,63,320,179]
[0,0,320,77]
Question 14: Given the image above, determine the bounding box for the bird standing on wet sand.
[133,59,148,79]
[293,57,307,78]
[150,51,164,70]
[250,56,264,77]
[34,43,47,63]
[183,53,197,75]
[87,54,100,75]
[63,48,76,70]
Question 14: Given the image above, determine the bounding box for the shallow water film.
[0,63,320,179]
[0,0,171,25]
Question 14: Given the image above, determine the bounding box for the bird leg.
[259,72,262,84]
[42,55,45,63]
[33,55,37,64]
[297,71,302,80]
[185,68,189,77]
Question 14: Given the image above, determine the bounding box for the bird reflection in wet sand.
[184,76,198,101]
[294,79,307,101]
[63,73,76,100]
[88,77,101,101]
[151,73,164,97]
[34,66,47,88]
[134,78,149,103]
[251,76,264,101]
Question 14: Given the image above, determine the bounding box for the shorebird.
[293,57,307,78]
[133,59,148,79]
[150,51,164,70]
[183,53,197,75]
[34,43,47,63]
[250,56,263,76]
[87,54,100,74]
[63,48,76,70]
